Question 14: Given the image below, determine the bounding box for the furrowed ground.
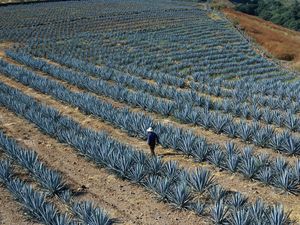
[0,1,300,225]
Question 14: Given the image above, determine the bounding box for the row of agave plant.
[17,48,299,121]
[0,160,77,225]
[0,81,292,225]
[42,50,300,116]
[0,131,115,225]
[93,45,297,115]
[0,59,299,195]
[190,79,299,114]
[14,49,300,119]
[4,52,300,157]
[192,67,300,102]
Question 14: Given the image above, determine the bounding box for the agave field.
[0,0,300,224]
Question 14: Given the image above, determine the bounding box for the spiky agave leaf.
[187,200,206,216]
[210,200,229,225]
[229,192,248,210]
[267,204,291,225]
[187,168,215,194]
[34,163,66,195]
[249,199,268,225]
[127,163,145,184]
[163,161,180,184]
[257,167,273,185]
[167,183,194,209]
[146,157,164,176]
[273,169,299,194]
[229,209,250,225]
[0,160,13,184]
[191,139,210,162]
[72,201,114,225]
[152,177,172,201]
[209,185,228,203]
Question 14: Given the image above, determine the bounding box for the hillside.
[232,0,300,32]
[1,1,300,224]
[223,8,300,71]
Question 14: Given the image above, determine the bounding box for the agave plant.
[146,157,164,176]
[178,132,196,156]
[252,126,273,148]
[224,123,237,138]
[238,123,253,142]
[188,200,206,216]
[281,136,300,155]
[229,192,248,210]
[210,114,230,134]
[273,169,299,194]
[187,168,215,194]
[229,209,250,225]
[163,161,180,184]
[167,183,194,209]
[284,113,300,132]
[210,200,229,225]
[209,148,224,168]
[72,201,114,225]
[127,163,146,184]
[256,167,273,185]
[239,154,259,179]
[152,177,172,201]
[249,199,267,225]
[209,185,228,203]
[267,204,290,225]
[191,139,210,162]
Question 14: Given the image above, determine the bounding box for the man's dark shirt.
[147,132,158,146]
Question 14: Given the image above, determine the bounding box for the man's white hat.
[147,127,153,132]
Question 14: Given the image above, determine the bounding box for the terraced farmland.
[0,0,300,224]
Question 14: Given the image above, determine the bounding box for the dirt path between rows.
[0,72,300,222]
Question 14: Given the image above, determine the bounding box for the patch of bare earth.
[223,8,300,72]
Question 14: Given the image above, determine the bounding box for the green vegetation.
[233,0,300,31]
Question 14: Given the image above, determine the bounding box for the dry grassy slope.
[223,8,300,72]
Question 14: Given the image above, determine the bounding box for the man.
[147,127,159,156]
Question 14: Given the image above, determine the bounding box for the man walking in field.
[147,127,159,156]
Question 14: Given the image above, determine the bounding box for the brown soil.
[1,71,300,223]
[223,8,300,72]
